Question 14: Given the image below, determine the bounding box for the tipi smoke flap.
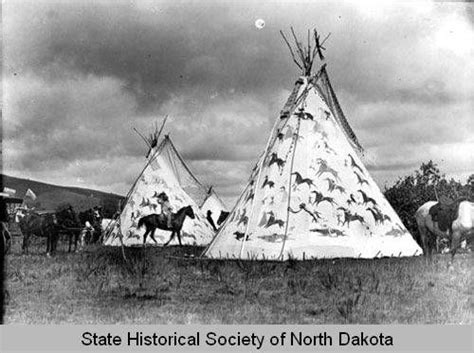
[203,28,422,260]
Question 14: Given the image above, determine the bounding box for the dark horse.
[19,212,59,256]
[137,206,195,246]
[56,206,82,252]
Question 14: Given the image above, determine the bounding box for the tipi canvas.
[203,29,422,260]
[201,187,227,226]
[104,135,217,246]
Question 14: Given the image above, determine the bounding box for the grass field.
[3,234,472,324]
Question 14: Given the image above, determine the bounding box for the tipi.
[201,186,227,226]
[203,29,422,260]
[104,134,222,246]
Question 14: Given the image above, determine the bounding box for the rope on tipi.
[238,108,290,258]
[278,116,302,260]
[237,28,330,258]
[236,79,311,257]
[238,153,266,258]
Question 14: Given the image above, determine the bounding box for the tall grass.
[3,235,472,324]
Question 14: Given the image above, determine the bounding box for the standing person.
[78,221,94,251]
[157,192,173,228]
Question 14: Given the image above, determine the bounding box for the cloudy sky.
[3,0,473,206]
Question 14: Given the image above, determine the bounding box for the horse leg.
[46,231,54,257]
[68,232,72,253]
[74,232,79,252]
[82,231,87,249]
[149,228,158,244]
[426,230,434,258]
[70,232,75,252]
[49,233,56,256]
[46,235,50,256]
[177,230,183,247]
[56,231,60,253]
[418,225,430,258]
[22,233,29,255]
[78,230,84,251]
[73,232,77,252]
[449,230,462,264]
[164,231,175,247]
[51,232,58,255]
[143,227,151,245]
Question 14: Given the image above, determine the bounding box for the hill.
[1,174,124,217]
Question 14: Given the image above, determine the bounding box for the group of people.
[5,203,106,255]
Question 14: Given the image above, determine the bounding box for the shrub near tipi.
[104,135,215,246]
[203,29,422,260]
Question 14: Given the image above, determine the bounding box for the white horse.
[415,200,474,261]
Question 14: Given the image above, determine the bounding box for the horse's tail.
[137,217,146,229]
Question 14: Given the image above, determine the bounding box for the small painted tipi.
[201,186,227,227]
[203,29,422,260]
[104,135,222,246]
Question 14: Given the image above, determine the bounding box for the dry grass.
[3,235,472,324]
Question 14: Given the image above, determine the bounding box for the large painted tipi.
[104,135,224,246]
[203,29,422,260]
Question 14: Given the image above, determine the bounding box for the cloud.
[3,73,140,169]
[2,0,473,206]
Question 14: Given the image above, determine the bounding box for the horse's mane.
[172,205,189,213]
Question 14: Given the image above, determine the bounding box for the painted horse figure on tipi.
[203,27,422,260]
